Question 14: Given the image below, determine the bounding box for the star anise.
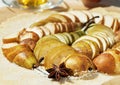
[46,62,73,81]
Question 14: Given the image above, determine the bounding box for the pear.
[18,29,39,42]
[30,16,61,27]
[34,35,64,63]
[72,40,92,58]
[44,45,76,69]
[92,34,108,51]
[94,33,111,47]
[59,12,79,22]
[2,32,18,44]
[86,24,114,36]
[83,39,100,59]
[54,33,68,44]
[70,32,80,42]
[86,24,115,50]
[53,30,85,45]
[69,10,88,23]
[37,40,65,63]
[72,39,100,59]
[34,35,59,57]
[93,49,120,74]
[103,15,114,28]
[112,42,120,51]
[44,44,95,75]
[86,24,115,44]
[64,52,95,75]
[44,23,58,34]
[92,32,115,48]
[26,27,44,38]
[74,35,103,52]
[63,33,73,44]
[13,49,38,69]
[2,44,26,62]
[49,14,72,22]
[2,43,38,69]
[93,52,115,74]
[2,43,18,61]
[20,38,36,50]
[106,49,120,74]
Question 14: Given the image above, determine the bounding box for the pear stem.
[39,57,44,63]
[81,16,99,32]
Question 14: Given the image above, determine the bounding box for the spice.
[46,62,73,81]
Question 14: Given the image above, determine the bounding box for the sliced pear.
[2,43,18,58]
[44,45,76,69]
[57,22,66,33]
[54,23,61,33]
[72,40,92,58]
[63,33,73,45]
[75,30,85,37]
[104,15,114,28]
[70,32,80,42]
[2,32,18,44]
[86,24,114,39]
[96,32,115,47]
[49,14,72,22]
[34,35,59,58]
[44,45,66,69]
[118,19,120,29]
[112,18,119,32]
[65,53,95,75]
[34,36,64,63]
[30,16,61,27]
[112,42,120,51]
[44,22,58,34]
[40,26,51,36]
[70,22,77,32]
[62,22,75,33]
[20,38,36,50]
[5,45,29,62]
[60,33,70,44]
[37,40,65,64]
[66,22,73,32]
[61,22,69,32]
[59,12,77,22]
[54,33,67,44]
[92,32,115,48]
[13,49,38,69]
[83,39,100,59]
[94,33,110,48]
[92,34,108,51]
[69,11,88,23]
[2,43,38,69]
[74,35,103,52]
[26,27,44,38]
[92,30,115,47]
[82,10,93,20]
[2,44,29,62]
[18,30,39,42]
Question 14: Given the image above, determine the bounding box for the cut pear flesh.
[74,35,103,52]
[82,39,100,59]
[92,34,108,51]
